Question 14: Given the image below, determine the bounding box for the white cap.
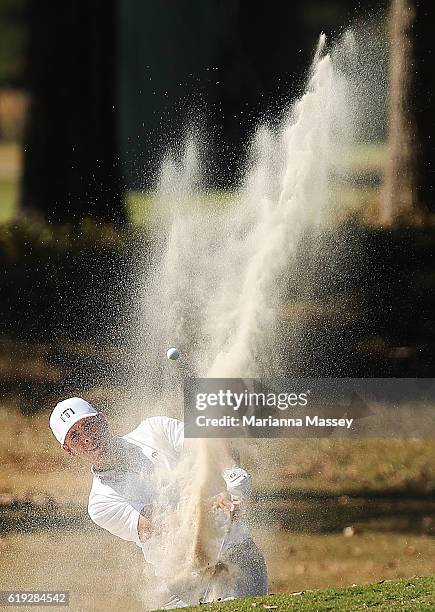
[49,397,98,445]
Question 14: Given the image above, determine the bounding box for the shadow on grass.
[252,494,435,535]
[1,490,434,536]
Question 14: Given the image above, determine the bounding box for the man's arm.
[150,415,240,468]
[88,486,151,545]
[147,416,184,454]
[154,416,251,511]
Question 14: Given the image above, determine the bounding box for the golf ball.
[166,347,180,361]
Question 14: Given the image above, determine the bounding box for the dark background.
[19,0,384,220]
[1,0,435,411]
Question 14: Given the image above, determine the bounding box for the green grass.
[0,179,18,223]
[0,141,387,226]
[125,190,156,225]
[126,190,236,225]
[0,141,20,222]
[175,577,435,611]
[344,143,386,173]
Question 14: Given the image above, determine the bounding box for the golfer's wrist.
[138,510,154,542]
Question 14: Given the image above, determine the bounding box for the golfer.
[49,397,267,608]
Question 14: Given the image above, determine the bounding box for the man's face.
[63,414,111,464]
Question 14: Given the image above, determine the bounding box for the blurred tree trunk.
[382,0,420,224]
[413,0,435,213]
[21,0,125,225]
[382,0,434,224]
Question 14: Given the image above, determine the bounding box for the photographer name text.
[195,415,354,429]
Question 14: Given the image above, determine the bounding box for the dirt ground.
[0,528,433,612]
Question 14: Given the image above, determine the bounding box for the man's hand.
[212,491,241,516]
[138,506,159,542]
[138,514,154,542]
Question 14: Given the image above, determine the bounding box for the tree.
[381,0,435,223]
[21,0,125,225]
[413,0,435,213]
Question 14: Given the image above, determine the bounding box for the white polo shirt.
[88,416,184,546]
[87,416,250,565]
